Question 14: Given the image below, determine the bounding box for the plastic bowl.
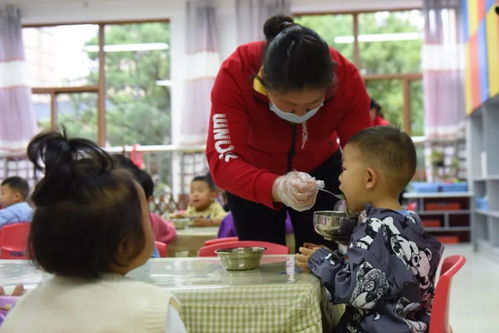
[313,210,350,240]
[171,218,190,230]
[215,247,266,271]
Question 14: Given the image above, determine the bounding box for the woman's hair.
[26,131,146,278]
[261,15,335,93]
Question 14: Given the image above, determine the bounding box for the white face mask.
[269,100,323,124]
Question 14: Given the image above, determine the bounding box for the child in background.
[297,126,443,333]
[0,131,186,333]
[113,155,176,245]
[182,175,228,227]
[370,98,390,126]
[0,176,34,228]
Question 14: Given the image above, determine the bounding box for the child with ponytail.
[0,131,186,333]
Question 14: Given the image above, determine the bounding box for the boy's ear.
[365,167,378,189]
[13,192,23,202]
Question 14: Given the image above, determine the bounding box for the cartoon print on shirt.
[394,297,428,333]
[350,262,389,310]
[354,215,435,293]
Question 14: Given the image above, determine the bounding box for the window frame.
[293,7,423,135]
[24,18,170,146]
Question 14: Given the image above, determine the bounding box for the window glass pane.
[366,79,403,127]
[57,93,98,141]
[293,14,354,62]
[358,10,423,74]
[99,22,171,146]
[32,94,51,131]
[410,80,424,136]
[23,25,99,87]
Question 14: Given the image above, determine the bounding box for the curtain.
[235,0,291,44]
[0,6,37,153]
[179,0,220,145]
[422,0,465,140]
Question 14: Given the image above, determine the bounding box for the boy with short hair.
[297,126,443,333]
[0,176,34,227]
[184,175,227,227]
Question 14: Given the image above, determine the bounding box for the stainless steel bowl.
[171,218,190,230]
[313,210,349,240]
[215,247,266,271]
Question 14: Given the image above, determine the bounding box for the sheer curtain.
[235,0,291,44]
[422,0,465,140]
[179,0,220,145]
[0,6,37,153]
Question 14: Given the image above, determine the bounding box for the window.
[294,9,424,136]
[24,20,171,146]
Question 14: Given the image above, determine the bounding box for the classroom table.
[0,256,344,333]
[168,226,219,256]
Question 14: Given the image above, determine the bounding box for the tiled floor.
[444,243,499,333]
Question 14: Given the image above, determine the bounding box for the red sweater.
[206,41,371,209]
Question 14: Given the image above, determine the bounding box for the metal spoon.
[318,187,344,201]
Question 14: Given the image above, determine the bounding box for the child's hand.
[295,243,321,272]
[171,210,186,218]
[191,217,213,227]
[0,284,25,296]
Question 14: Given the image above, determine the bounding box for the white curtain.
[235,0,291,44]
[179,0,220,145]
[422,0,465,140]
[0,6,37,153]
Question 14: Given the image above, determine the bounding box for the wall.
[463,0,499,113]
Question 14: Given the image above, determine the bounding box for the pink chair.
[198,240,289,257]
[155,241,168,258]
[0,223,30,259]
[203,237,239,246]
[428,255,466,333]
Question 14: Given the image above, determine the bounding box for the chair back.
[204,237,239,246]
[0,223,30,259]
[429,255,466,333]
[199,240,289,257]
[155,241,168,257]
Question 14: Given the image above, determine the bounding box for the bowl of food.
[313,210,352,241]
[171,218,190,230]
[215,247,266,271]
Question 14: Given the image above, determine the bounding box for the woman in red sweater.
[206,15,371,249]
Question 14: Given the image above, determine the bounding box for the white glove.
[272,171,319,211]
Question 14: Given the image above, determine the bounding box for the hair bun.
[263,15,294,41]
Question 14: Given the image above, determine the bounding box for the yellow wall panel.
[486,8,499,97]
[467,0,479,36]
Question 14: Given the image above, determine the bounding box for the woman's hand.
[272,171,319,211]
[295,243,321,272]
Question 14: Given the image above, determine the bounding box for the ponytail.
[27,130,113,206]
